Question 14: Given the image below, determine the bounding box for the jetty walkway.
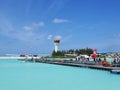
[22,58,120,74]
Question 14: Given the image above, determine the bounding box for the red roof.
[54,40,60,43]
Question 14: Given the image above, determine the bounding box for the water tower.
[54,40,60,53]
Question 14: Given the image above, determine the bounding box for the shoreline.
[0,56,40,59]
[0,56,120,74]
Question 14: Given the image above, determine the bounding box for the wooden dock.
[46,61,113,71]
[27,59,120,74]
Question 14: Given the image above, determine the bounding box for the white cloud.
[47,35,62,40]
[53,18,69,24]
[54,35,62,40]
[114,33,120,38]
[48,35,53,40]
[23,26,33,30]
[33,22,45,27]
[0,18,47,43]
[23,22,45,30]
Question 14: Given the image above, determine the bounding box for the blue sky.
[0,0,120,55]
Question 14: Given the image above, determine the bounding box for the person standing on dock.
[91,49,97,62]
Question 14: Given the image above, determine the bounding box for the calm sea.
[0,59,120,90]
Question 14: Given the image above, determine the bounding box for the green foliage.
[78,48,93,55]
[52,48,93,57]
[52,50,64,57]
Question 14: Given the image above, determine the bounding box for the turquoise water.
[0,59,120,90]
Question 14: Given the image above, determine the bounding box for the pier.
[23,58,120,74]
[38,59,120,74]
